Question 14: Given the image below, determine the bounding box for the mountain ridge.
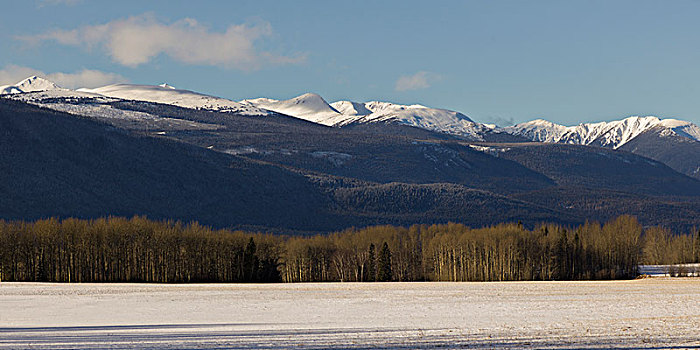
[504,116,700,149]
[3,75,699,146]
[3,75,699,180]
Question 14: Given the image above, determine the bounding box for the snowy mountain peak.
[528,119,560,126]
[657,119,700,141]
[361,101,473,121]
[505,115,700,148]
[289,93,338,111]
[240,94,489,139]
[240,93,345,126]
[503,119,569,143]
[78,83,269,116]
[14,76,62,92]
[6,77,697,147]
[330,100,488,139]
[329,101,372,116]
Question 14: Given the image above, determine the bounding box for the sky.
[2,0,700,126]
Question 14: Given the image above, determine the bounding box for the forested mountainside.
[620,126,700,180]
[0,99,342,232]
[2,93,700,232]
[0,99,574,232]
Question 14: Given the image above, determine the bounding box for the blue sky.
[2,0,700,126]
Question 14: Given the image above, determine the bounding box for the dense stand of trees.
[0,217,281,283]
[0,216,698,283]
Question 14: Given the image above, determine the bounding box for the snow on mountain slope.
[504,116,700,148]
[242,94,494,139]
[14,76,63,92]
[501,119,568,143]
[0,85,23,94]
[8,90,219,130]
[80,84,269,116]
[241,93,346,126]
[331,100,494,140]
[6,75,697,147]
[5,86,116,111]
[10,89,112,102]
[330,101,373,117]
[657,119,700,141]
[0,76,64,95]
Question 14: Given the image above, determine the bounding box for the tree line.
[0,215,698,283]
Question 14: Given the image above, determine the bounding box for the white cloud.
[18,14,305,70]
[395,71,441,92]
[0,65,128,88]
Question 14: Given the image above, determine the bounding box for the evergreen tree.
[377,242,392,282]
[367,243,376,282]
[243,237,258,282]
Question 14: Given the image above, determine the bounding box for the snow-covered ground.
[1,280,699,349]
[638,263,700,277]
[80,84,270,116]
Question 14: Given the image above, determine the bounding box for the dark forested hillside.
[104,100,556,194]
[0,99,577,232]
[476,142,700,196]
[327,182,579,226]
[0,99,343,232]
[2,97,700,232]
[620,126,700,180]
[511,187,700,233]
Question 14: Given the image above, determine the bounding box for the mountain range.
[1,76,699,233]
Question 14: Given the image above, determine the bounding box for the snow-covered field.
[1,279,699,349]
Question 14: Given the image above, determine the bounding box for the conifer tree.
[243,237,258,282]
[367,243,376,282]
[378,242,392,282]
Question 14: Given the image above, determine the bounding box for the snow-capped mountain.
[4,77,495,140]
[15,76,63,92]
[241,93,495,139]
[330,101,373,117]
[333,100,495,139]
[240,93,346,125]
[0,76,64,94]
[79,84,269,116]
[4,75,699,149]
[503,116,700,148]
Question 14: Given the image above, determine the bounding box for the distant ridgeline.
[0,216,698,283]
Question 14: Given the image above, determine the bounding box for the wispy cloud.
[481,115,516,127]
[0,65,128,88]
[18,14,305,70]
[395,71,442,92]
